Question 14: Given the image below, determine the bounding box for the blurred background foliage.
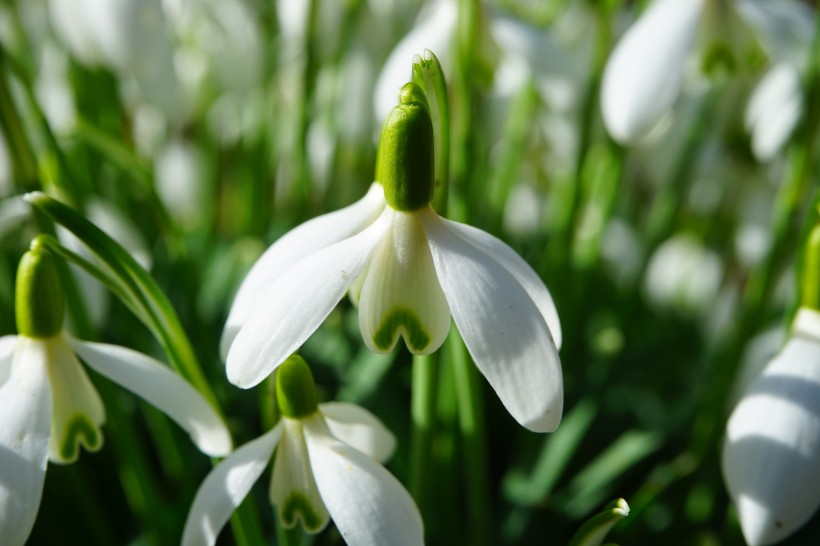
[0,0,819,544]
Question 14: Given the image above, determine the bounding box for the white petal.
[745,63,802,161]
[373,0,458,123]
[0,335,19,385]
[270,418,329,533]
[221,183,386,358]
[70,339,232,457]
[440,218,562,349]
[0,338,53,546]
[46,336,105,463]
[420,209,563,432]
[601,0,706,143]
[181,425,281,546]
[319,402,396,463]
[723,333,820,546]
[227,208,392,388]
[358,211,451,355]
[303,415,423,546]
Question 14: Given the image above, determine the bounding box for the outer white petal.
[221,183,385,358]
[46,336,105,463]
[745,63,802,161]
[181,425,282,546]
[723,308,820,546]
[70,339,232,457]
[440,218,562,349]
[270,418,329,533]
[358,211,451,355]
[303,415,423,546]
[227,208,393,388]
[0,338,53,546]
[374,0,457,123]
[420,209,563,432]
[601,0,706,143]
[319,402,396,463]
[0,335,19,385]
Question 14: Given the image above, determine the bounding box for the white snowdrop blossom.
[0,243,231,546]
[182,355,422,546]
[224,84,563,432]
[601,0,814,145]
[723,307,820,545]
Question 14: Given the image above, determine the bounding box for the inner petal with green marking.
[46,336,106,463]
[270,418,330,534]
[358,209,451,354]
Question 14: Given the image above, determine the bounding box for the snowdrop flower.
[723,307,820,545]
[744,63,803,162]
[0,242,231,546]
[601,0,814,145]
[224,83,563,432]
[182,354,422,546]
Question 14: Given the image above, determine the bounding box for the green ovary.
[280,492,324,533]
[373,307,430,352]
[59,414,102,461]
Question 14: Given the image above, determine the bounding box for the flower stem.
[409,352,438,515]
[450,328,490,546]
[801,222,820,311]
[0,49,39,192]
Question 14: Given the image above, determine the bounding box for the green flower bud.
[16,238,65,338]
[275,354,319,419]
[377,82,435,212]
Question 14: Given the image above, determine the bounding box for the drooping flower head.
[182,354,422,546]
[0,240,231,546]
[223,78,563,432]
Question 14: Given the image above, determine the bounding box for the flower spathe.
[224,85,563,433]
[0,245,231,546]
[722,307,820,545]
[182,356,422,546]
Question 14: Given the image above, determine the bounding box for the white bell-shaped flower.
[182,355,422,546]
[0,243,231,546]
[723,307,820,545]
[224,84,563,432]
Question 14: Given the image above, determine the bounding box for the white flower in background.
[182,355,422,546]
[601,0,815,146]
[744,63,803,162]
[0,243,231,546]
[224,85,563,432]
[644,234,722,315]
[723,307,820,545]
[48,0,183,119]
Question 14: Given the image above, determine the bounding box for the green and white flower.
[182,355,422,546]
[223,83,563,433]
[0,243,231,546]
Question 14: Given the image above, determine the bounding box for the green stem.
[0,49,39,192]
[409,352,438,515]
[450,328,490,546]
[802,223,820,311]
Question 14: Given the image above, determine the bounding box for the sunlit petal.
[70,339,232,457]
[440,218,562,349]
[358,210,451,355]
[420,209,562,432]
[270,418,329,533]
[0,335,19,385]
[0,338,52,546]
[319,402,396,463]
[221,183,386,358]
[745,63,802,161]
[601,0,706,143]
[227,208,392,388]
[46,336,105,464]
[181,425,282,546]
[723,309,820,546]
[303,415,423,546]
